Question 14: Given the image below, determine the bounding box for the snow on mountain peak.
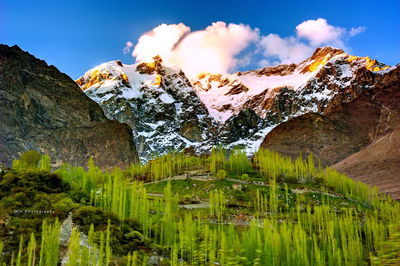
[192,47,390,123]
[298,46,346,73]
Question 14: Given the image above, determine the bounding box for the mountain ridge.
[76,46,394,162]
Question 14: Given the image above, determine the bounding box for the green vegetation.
[0,149,399,265]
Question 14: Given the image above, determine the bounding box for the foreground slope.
[1,150,399,265]
[0,44,139,168]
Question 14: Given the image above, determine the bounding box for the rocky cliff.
[0,44,139,168]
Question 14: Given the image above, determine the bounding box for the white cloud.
[130,22,259,78]
[296,18,345,46]
[259,18,366,66]
[235,53,254,69]
[258,59,271,68]
[132,23,190,61]
[169,22,259,77]
[259,34,313,64]
[123,41,134,54]
[127,19,365,76]
[349,26,366,36]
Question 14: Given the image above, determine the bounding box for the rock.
[147,255,163,265]
[0,44,139,168]
[60,213,73,246]
[333,126,400,200]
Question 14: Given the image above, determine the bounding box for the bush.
[241,173,249,180]
[73,206,118,232]
[124,230,144,242]
[233,190,251,202]
[68,189,90,204]
[282,175,300,184]
[183,194,192,203]
[0,169,69,198]
[216,169,227,180]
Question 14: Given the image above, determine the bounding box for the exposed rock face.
[77,46,393,162]
[0,44,138,168]
[261,65,400,198]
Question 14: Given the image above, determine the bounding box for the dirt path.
[290,188,341,198]
[179,202,210,209]
[147,193,164,197]
[144,174,213,185]
[227,178,343,198]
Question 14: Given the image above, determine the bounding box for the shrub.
[233,190,251,202]
[72,206,118,232]
[124,231,144,242]
[216,169,227,180]
[241,173,249,180]
[183,194,192,203]
[0,169,69,197]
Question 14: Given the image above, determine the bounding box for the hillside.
[0,45,139,168]
[261,65,400,198]
[0,150,399,265]
[333,126,400,199]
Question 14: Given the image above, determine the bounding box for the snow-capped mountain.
[193,47,389,122]
[76,56,216,161]
[76,47,392,162]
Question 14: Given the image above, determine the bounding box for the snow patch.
[174,102,183,114]
[227,125,277,155]
[121,87,142,99]
[159,93,175,104]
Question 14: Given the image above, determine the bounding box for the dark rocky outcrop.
[0,44,138,168]
[218,109,267,144]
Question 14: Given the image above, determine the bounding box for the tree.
[65,228,80,266]
[38,154,51,171]
[21,150,41,168]
[27,233,36,266]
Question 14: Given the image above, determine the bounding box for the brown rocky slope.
[0,44,139,168]
[332,126,400,199]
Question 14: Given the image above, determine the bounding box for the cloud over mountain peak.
[126,19,366,78]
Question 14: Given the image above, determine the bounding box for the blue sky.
[1,0,399,79]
